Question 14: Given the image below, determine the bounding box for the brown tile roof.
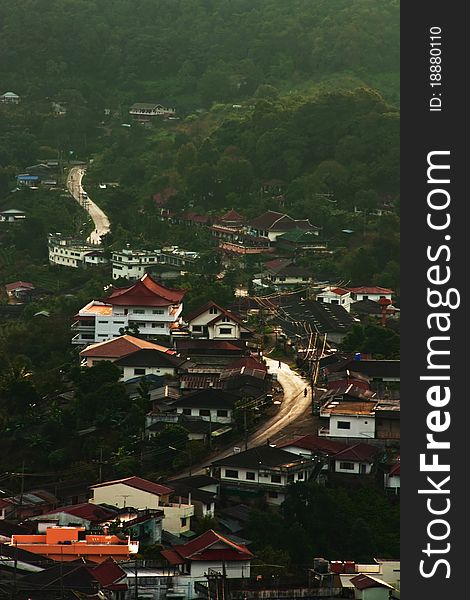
[80,335,174,358]
[90,476,174,496]
[104,273,185,306]
[279,435,348,455]
[333,443,379,463]
[162,529,252,564]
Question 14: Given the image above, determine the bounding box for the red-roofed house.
[332,443,379,475]
[89,477,194,536]
[28,503,117,530]
[79,334,175,367]
[161,529,252,597]
[350,574,394,599]
[4,281,35,302]
[72,273,185,344]
[184,301,252,340]
[348,287,394,302]
[316,286,353,312]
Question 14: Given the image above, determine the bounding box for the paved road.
[66,166,110,245]
[172,358,312,478]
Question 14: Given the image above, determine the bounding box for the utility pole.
[135,557,139,600]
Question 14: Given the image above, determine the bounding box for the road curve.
[66,166,111,245]
[178,358,312,477]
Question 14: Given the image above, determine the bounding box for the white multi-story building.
[316,286,353,312]
[48,234,108,268]
[129,103,176,119]
[112,247,198,280]
[72,273,185,344]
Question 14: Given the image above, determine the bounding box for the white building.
[0,92,20,104]
[161,529,252,599]
[316,286,353,312]
[384,461,400,492]
[170,389,239,425]
[48,234,108,268]
[112,247,197,280]
[319,400,376,439]
[184,301,252,340]
[89,476,194,536]
[211,445,320,506]
[129,103,175,119]
[348,287,394,303]
[72,274,185,344]
[0,209,26,222]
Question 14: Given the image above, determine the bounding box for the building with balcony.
[72,274,185,344]
[10,526,139,564]
[48,234,108,268]
[112,247,197,281]
[129,102,175,119]
[210,445,322,506]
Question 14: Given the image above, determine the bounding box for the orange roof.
[80,335,175,358]
[79,302,113,316]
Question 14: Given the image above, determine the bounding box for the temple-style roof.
[103,273,185,307]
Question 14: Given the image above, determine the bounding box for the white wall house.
[316,286,353,312]
[71,274,185,344]
[171,390,239,425]
[129,103,176,118]
[348,287,394,303]
[48,234,107,268]
[89,477,194,535]
[319,401,376,439]
[185,301,251,340]
[211,446,319,506]
[113,348,185,381]
[384,462,400,492]
[162,530,252,600]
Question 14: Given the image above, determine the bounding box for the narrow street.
[66,166,111,245]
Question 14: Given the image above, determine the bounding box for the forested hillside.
[0,0,399,107]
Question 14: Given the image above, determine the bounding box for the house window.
[152,309,164,314]
[217,410,228,417]
[297,471,304,480]
[225,469,239,479]
[331,299,339,305]
[360,464,367,474]
[271,474,282,484]
[182,408,192,415]
[337,421,351,429]
[219,328,232,334]
[133,309,145,314]
[362,295,369,300]
[199,409,210,417]
[134,368,146,375]
[340,462,355,470]
[278,277,286,282]
[268,491,278,499]
[209,307,218,314]
[302,277,309,281]
[246,472,256,481]
[192,325,202,332]
[222,316,230,322]
[181,517,187,527]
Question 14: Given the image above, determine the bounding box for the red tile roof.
[220,209,244,222]
[226,356,267,372]
[350,574,393,590]
[162,529,253,565]
[45,503,116,523]
[90,476,174,497]
[5,281,35,292]
[87,557,127,588]
[389,461,400,476]
[104,274,185,307]
[80,335,174,358]
[333,443,379,463]
[330,287,350,296]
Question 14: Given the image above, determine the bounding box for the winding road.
[66,166,110,245]
[173,358,312,477]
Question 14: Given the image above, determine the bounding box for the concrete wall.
[90,484,162,510]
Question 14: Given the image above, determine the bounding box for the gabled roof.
[175,339,247,354]
[114,348,186,368]
[328,359,400,379]
[171,389,239,409]
[103,273,185,307]
[90,476,174,496]
[348,286,394,295]
[279,435,348,455]
[389,460,400,476]
[250,210,290,230]
[219,208,245,223]
[333,443,379,463]
[277,229,320,243]
[250,211,318,232]
[184,301,233,324]
[80,335,174,358]
[5,281,35,292]
[350,574,394,590]
[161,529,253,565]
[213,445,304,469]
[39,502,117,523]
